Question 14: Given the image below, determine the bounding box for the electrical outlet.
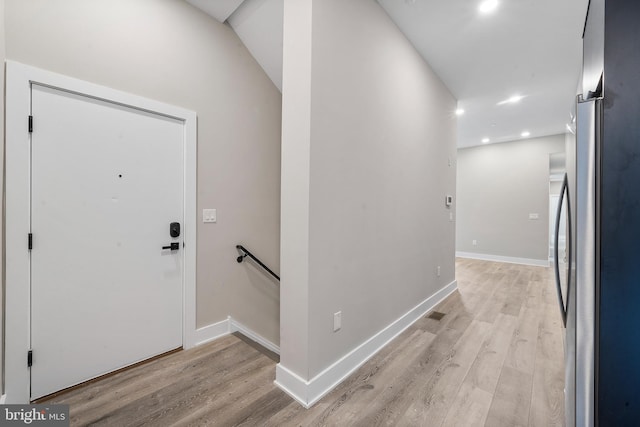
[333,311,342,332]
[449,212,454,222]
[473,240,477,246]
[437,266,441,277]
[529,213,540,220]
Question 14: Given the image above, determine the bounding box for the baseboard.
[0,394,6,404]
[194,317,280,356]
[274,279,458,408]
[274,365,315,408]
[193,318,230,346]
[456,251,549,267]
[229,318,280,355]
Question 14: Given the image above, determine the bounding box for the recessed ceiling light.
[497,95,524,105]
[479,0,499,14]
[521,131,531,137]
[455,109,465,116]
[482,138,490,143]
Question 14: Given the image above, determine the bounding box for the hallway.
[46,258,565,426]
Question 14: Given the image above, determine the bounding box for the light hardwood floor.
[45,258,565,426]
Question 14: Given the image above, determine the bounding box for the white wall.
[279,0,313,379]
[228,0,284,91]
[4,0,282,344]
[456,135,566,263]
[1,0,5,396]
[280,0,456,386]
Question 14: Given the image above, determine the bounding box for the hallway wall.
[456,134,566,264]
[4,0,282,344]
[280,0,457,389]
[0,0,5,397]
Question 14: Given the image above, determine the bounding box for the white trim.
[4,61,198,403]
[456,251,550,267]
[274,280,458,408]
[193,317,280,355]
[182,105,198,351]
[274,365,314,408]
[0,395,6,404]
[194,318,231,347]
[229,318,280,355]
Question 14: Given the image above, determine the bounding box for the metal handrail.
[236,245,280,281]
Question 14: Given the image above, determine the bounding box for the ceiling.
[187,0,589,148]
[185,0,245,22]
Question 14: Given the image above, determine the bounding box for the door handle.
[553,173,570,327]
[162,242,180,251]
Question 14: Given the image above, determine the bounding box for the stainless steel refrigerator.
[556,0,640,425]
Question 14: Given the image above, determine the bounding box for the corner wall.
[4,0,281,345]
[279,0,457,405]
[456,134,566,264]
[1,0,6,397]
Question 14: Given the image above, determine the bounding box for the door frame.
[4,61,198,403]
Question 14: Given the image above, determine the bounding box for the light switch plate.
[333,311,342,332]
[203,209,217,223]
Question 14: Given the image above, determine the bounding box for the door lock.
[170,222,180,238]
[162,242,180,251]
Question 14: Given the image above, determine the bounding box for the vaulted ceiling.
[186,0,589,148]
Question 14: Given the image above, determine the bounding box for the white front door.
[30,84,184,400]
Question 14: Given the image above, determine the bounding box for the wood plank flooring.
[45,258,565,426]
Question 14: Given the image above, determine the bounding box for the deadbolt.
[170,222,180,238]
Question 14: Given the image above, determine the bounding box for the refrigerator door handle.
[554,172,571,327]
[573,97,599,427]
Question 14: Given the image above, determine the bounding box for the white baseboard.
[275,364,315,408]
[274,279,458,408]
[456,251,549,267]
[230,318,280,355]
[194,317,280,356]
[193,318,230,346]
